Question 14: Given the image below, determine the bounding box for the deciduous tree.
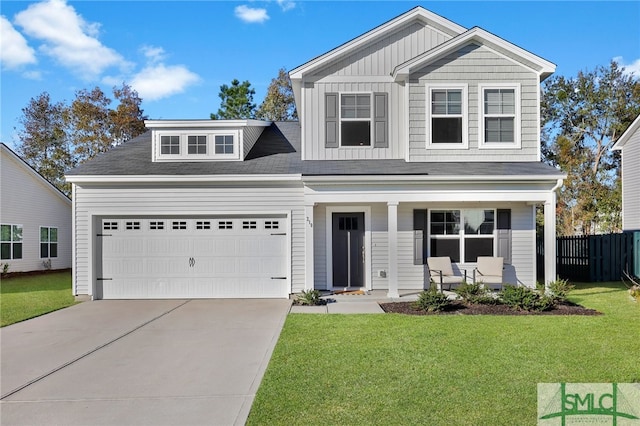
[110,83,147,145]
[541,61,640,235]
[256,68,297,121]
[210,79,256,120]
[17,92,74,195]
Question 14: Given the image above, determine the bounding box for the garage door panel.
[99,218,288,299]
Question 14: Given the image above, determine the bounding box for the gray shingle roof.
[66,121,563,178]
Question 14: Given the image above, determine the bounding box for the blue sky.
[1,1,639,147]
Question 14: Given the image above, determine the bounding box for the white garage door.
[97,217,288,299]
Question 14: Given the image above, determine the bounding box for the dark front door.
[332,212,365,288]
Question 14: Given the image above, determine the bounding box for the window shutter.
[497,209,512,264]
[413,209,427,265]
[325,93,339,148]
[373,92,388,148]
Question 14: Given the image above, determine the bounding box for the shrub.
[454,281,497,305]
[547,279,574,302]
[499,285,555,312]
[294,289,327,306]
[630,285,640,302]
[414,287,451,312]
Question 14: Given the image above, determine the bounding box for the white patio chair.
[473,256,504,290]
[427,256,466,292]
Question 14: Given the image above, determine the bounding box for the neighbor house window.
[1,224,22,260]
[341,94,371,146]
[215,135,234,154]
[187,135,207,154]
[426,84,468,148]
[429,209,494,262]
[479,84,521,147]
[160,135,180,154]
[40,227,58,258]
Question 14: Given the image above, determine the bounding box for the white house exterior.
[66,7,564,300]
[613,114,640,231]
[1,143,72,272]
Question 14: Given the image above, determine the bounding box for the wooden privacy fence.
[554,232,638,282]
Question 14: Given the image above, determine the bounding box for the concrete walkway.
[0,299,290,426]
[289,290,422,314]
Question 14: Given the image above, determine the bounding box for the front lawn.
[248,282,639,425]
[0,270,77,327]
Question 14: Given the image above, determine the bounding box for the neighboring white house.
[66,7,564,300]
[1,143,72,272]
[612,114,640,231]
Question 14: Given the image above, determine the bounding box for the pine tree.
[210,79,256,119]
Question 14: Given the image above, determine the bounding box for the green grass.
[0,271,77,327]
[248,282,639,425]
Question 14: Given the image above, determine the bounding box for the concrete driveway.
[0,299,290,426]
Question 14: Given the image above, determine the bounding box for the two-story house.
[66,7,564,300]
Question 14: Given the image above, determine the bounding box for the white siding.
[409,44,540,162]
[621,130,640,230]
[0,147,72,272]
[312,201,537,291]
[73,183,305,296]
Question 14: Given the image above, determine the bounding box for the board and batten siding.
[621,130,640,230]
[302,81,404,160]
[314,22,452,78]
[409,44,540,162]
[72,183,306,296]
[0,147,72,272]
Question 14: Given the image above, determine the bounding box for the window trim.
[478,83,521,149]
[40,226,58,259]
[339,92,373,148]
[1,223,23,260]
[155,131,240,161]
[427,209,496,263]
[425,83,469,150]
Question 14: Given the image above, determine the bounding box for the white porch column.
[387,202,399,298]
[304,203,315,291]
[544,193,557,290]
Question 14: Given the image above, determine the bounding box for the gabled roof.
[0,143,71,205]
[612,114,640,150]
[392,26,556,82]
[289,6,465,80]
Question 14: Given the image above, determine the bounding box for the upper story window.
[325,92,388,149]
[426,84,468,149]
[341,94,371,147]
[154,131,240,161]
[478,83,521,148]
[187,135,207,154]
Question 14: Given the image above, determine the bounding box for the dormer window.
[154,130,240,161]
[188,135,207,154]
[161,135,180,154]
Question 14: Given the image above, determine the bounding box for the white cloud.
[235,5,269,23]
[613,56,640,77]
[22,70,43,80]
[0,15,37,69]
[130,63,200,101]
[141,45,166,64]
[277,0,296,12]
[14,0,127,79]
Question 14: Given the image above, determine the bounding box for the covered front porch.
[301,176,562,297]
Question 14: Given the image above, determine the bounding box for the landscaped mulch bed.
[379,300,602,316]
